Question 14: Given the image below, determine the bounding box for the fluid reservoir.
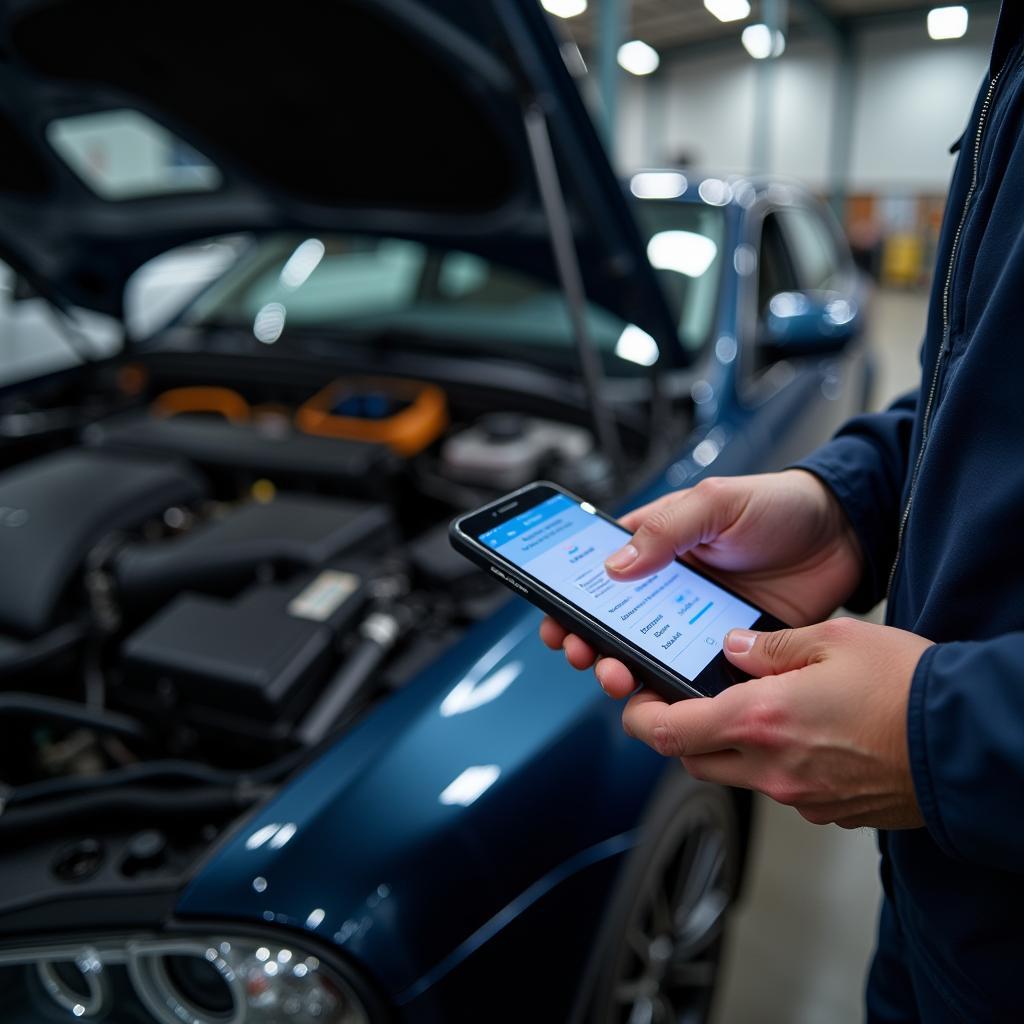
[440,413,593,489]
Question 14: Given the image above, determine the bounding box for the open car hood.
[0,0,683,363]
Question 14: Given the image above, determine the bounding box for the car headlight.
[0,933,374,1023]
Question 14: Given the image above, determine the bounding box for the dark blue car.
[0,2,871,1022]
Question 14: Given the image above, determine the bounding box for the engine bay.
[0,363,636,845]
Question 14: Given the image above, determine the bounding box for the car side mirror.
[759,291,860,358]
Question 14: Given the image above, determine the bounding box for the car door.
[733,201,869,471]
[777,202,873,422]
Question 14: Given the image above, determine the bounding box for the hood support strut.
[523,104,624,484]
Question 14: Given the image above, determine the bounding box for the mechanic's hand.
[622,617,932,830]
[540,470,864,691]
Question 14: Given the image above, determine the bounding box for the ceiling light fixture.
[617,39,660,76]
[541,0,587,18]
[741,23,786,59]
[704,0,751,23]
[927,6,968,40]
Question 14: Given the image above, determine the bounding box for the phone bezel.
[451,481,785,701]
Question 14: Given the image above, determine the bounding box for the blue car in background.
[0,1,871,1022]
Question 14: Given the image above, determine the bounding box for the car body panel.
[177,607,665,999]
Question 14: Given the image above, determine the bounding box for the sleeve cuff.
[906,643,962,861]
[793,435,898,612]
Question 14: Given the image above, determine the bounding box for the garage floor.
[710,288,929,1024]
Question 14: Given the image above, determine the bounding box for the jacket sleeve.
[793,389,918,612]
[909,635,1024,871]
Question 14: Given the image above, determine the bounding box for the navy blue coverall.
[798,4,1024,1019]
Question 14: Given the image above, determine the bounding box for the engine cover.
[86,412,399,496]
[0,450,203,637]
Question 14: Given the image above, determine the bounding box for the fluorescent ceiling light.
[618,40,660,76]
[630,171,688,199]
[647,231,719,278]
[704,0,751,23]
[742,23,785,59]
[927,6,968,40]
[541,0,587,18]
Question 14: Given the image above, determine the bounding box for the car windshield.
[180,200,726,374]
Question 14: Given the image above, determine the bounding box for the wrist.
[786,467,866,586]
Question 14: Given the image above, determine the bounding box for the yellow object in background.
[881,234,925,288]
[251,479,277,504]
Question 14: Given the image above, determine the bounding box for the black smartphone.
[449,480,788,703]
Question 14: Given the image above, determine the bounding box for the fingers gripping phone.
[449,481,788,703]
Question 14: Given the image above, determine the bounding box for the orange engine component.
[296,378,448,456]
[152,387,251,423]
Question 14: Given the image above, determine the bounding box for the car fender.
[176,606,667,998]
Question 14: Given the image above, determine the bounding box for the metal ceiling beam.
[597,0,629,152]
[790,0,842,42]
[752,0,787,174]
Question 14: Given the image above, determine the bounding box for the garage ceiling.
[562,0,998,52]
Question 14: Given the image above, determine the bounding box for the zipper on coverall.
[885,67,1005,601]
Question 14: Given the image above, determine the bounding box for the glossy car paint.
[177,183,871,1017]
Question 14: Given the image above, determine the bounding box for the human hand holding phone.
[451,482,785,701]
[540,469,864,697]
[538,471,934,831]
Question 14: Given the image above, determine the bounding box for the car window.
[778,208,842,292]
[184,235,634,371]
[757,213,801,315]
[47,109,221,200]
[182,213,725,375]
[632,201,727,356]
[124,237,246,338]
[0,260,121,388]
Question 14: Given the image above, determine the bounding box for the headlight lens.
[0,934,373,1023]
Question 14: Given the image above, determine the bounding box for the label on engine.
[288,570,361,622]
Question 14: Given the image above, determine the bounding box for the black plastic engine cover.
[122,571,367,726]
[0,450,204,637]
[86,412,399,496]
[114,493,394,601]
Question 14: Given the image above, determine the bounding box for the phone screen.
[479,492,760,682]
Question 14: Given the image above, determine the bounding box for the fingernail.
[725,629,758,654]
[605,544,639,571]
[595,663,610,695]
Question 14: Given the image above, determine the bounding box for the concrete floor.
[710,288,930,1024]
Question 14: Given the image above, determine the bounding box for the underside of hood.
[0,0,683,362]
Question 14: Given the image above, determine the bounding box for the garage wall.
[848,18,994,191]
[661,48,759,175]
[614,12,997,194]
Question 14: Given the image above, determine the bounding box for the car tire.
[581,766,742,1024]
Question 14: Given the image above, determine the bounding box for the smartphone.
[449,481,788,702]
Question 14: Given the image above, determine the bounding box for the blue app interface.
[481,494,760,682]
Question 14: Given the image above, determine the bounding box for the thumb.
[605,480,739,581]
[723,622,829,677]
